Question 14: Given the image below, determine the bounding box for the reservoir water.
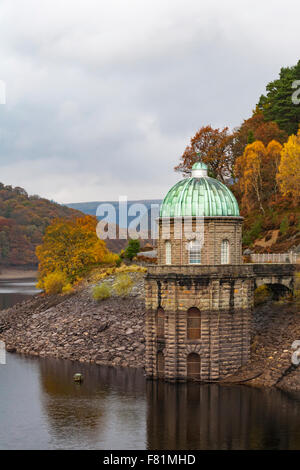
[1,279,300,450]
[0,277,39,310]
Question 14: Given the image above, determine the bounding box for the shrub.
[62,283,74,295]
[122,264,147,273]
[242,218,263,246]
[279,216,289,235]
[43,271,68,295]
[102,251,120,264]
[92,283,111,301]
[113,273,133,297]
[115,256,122,267]
[88,263,146,284]
[124,239,140,260]
[254,285,271,306]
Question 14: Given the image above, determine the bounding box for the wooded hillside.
[0,183,83,266]
[176,60,300,253]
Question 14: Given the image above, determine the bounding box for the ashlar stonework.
[145,159,252,382]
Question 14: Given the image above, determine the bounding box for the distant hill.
[66,199,162,252]
[66,199,162,226]
[0,183,83,267]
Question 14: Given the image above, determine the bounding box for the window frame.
[221,239,230,265]
[187,353,201,380]
[188,240,202,265]
[187,307,201,340]
[165,240,172,265]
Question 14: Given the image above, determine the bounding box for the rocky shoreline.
[0,275,300,392]
[0,277,146,369]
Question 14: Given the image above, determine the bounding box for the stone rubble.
[0,273,146,369]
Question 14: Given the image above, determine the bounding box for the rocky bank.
[1,273,300,392]
[0,273,146,368]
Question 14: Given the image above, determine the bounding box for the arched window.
[221,239,230,264]
[165,241,171,265]
[187,307,201,339]
[157,352,164,377]
[156,307,165,339]
[187,353,200,380]
[188,240,201,264]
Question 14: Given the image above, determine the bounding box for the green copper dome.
[160,174,240,218]
[192,161,208,170]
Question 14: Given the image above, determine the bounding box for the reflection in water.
[39,358,146,448]
[1,354,300,449]
[146,381,300,450]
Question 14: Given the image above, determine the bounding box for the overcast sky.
[0,0,299,203]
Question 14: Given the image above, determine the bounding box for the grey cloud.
[0,0,299,202]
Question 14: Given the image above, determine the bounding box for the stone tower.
[145,159,254,382]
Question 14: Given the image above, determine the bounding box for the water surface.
[1,279,300,450]
[1,354,300,449]
[0,278,39,310]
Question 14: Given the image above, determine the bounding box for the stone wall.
[145,265,254,382]
[157,217,243,265]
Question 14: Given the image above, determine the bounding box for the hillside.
[175,60,300,255]
[241,195,300,254]
[0,183,83,267]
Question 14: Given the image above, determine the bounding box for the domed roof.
[192,161,208,170]
[160,161,240,218]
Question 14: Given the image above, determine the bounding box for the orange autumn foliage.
[232,109,287,161]
[175,125,234,182]
[36,215,118,289]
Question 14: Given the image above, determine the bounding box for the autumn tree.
[175,125,234,182]
[266,140,283,196]
[277,129,300,205]
[36,215,117,289]
[232,109,287,162]
[235,140,283,214]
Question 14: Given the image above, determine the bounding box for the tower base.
[145,265,254,382]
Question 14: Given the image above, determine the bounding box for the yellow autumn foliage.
[92,283,112,301]
[36,215,117,290]
[277,129,300,204]
[113,273,133,297]
[235,140,282,213]
[43,271,68,295]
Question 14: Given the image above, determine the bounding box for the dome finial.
[192,153,208,178]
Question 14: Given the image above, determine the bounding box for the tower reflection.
[146,381,300,450]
